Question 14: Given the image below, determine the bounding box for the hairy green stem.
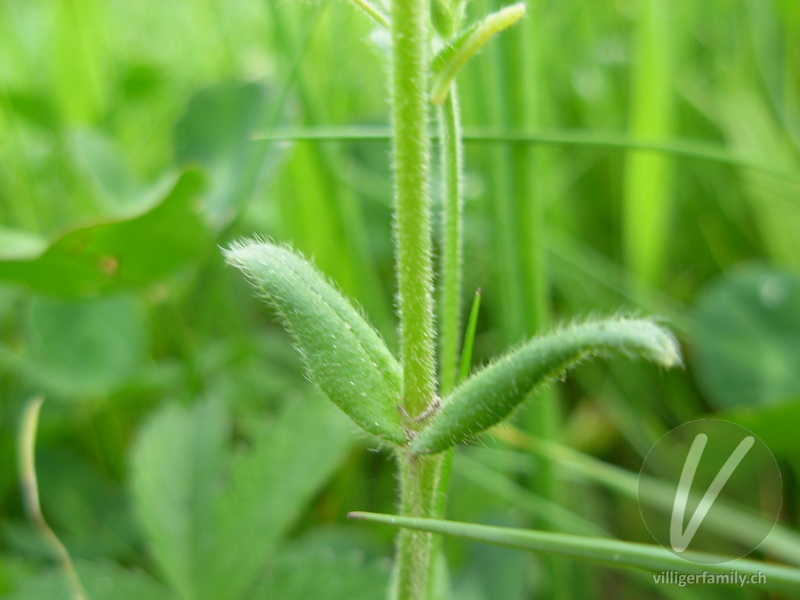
[390,0,435,419]
[393,452,445,599]
[418,85,466,600]
[438,87,464,395]
[389,0,439,597]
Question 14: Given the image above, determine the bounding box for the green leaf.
[430,3,526,105]
[411,318,681,454]
[254,536,390,600]
[175,82,277,227]
[722,398,800,457]
[12,294,149,396]
[224,239,406,443]
[349,513,800,595]
[34,448,139,559]
[206,396,354,600]
[5,560,175,600]
[131,400,229,600]
[0,170,209,297]
[691,265,800,409]
[69,129,144,212]
[131,396,354,600]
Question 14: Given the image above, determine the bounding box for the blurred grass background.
[1,0,799,598]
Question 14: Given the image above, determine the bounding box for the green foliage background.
[1,0,798,598]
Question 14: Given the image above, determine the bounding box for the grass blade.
[457,288,481,384]
[623,0,676,290]
[254,127,800,185]
[349,513,800,595]
[495,427,800,566]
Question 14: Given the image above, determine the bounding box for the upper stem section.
[391,0,437,419]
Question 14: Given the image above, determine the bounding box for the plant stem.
[438,86,464,395]
[389,0,440,597]
[394,452,445,599]
[418,84,466,600]
[390,0,435,419]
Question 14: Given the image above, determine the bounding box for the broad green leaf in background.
[4,294,149,397]
[0,169,208,297]
[691,264,800,409]
[722,398,800,457]
[174,82,277,227]
[11,448,140,560]
[253,535,390,600]
[69,129,144,212]
[4,560,174,600]
[411,318,681,454]
[131,396,354,600]
[206,395,354,600]
[224,240,406,443]
[450,514,532,600]
[131,400,228,600]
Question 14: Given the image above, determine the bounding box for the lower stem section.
[392,450,449,600]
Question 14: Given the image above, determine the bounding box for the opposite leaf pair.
[224,239,681,454]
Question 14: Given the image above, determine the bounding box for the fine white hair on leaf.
[411,315,682,454]
[223,238,407,444]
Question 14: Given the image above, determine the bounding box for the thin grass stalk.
[623,0,674,292]
[497,5,568,597]
[254,128,800,185]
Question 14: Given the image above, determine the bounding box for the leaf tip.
[629,318,683,369]
[506,2,527,21]
[658,335,683,369]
